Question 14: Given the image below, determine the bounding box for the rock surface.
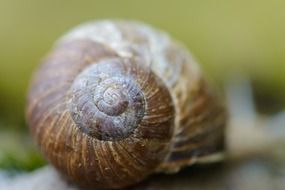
[0,167,78,190]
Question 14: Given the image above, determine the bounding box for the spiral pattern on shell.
[27,20,226,189]
[70,58,148,141]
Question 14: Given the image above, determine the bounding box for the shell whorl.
[27,20,226,189]
[69,58,147,141]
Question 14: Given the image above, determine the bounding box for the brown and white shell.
[26,20,226,189]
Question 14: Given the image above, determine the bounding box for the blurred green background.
[0,0,284,169]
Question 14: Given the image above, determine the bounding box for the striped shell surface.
[27,20,226,189]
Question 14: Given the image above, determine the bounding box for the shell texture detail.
[27,20,226,189]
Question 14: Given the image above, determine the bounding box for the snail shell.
[26,20,226,189]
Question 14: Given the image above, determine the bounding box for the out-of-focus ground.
[1,159,285,190]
